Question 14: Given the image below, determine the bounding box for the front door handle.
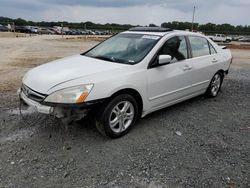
[212,59,218,63]
[183,65,192,71]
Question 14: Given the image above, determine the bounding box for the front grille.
[21,84,47,102]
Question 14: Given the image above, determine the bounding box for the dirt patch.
[48,35,109,42]
[231,49,250,69]
[12,57,60,68]
[225,43,250,50]
[0,31,33,38]
[0,34,98,92]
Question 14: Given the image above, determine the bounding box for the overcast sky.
[0,0,249,25]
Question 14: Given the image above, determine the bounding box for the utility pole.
[13,22,15,33]
[61,23,63,38]
[191,6,196,31]
[84,23,87,40]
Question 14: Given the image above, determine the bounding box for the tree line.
[161,22,250,35]
[0,16,249,35]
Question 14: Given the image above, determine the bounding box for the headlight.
[44,84,93,104]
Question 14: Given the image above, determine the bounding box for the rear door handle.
[183,65,192,71]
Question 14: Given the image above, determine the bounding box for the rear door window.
[189,36,210,58]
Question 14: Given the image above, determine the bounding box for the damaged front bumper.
[18,88,53,114]
[18,88,102,121]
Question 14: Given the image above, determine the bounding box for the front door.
[147,35,194,110]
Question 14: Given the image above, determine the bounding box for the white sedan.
[19,27,232,138]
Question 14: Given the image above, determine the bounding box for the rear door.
[187,36,220,92]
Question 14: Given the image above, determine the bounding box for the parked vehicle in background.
[75,29,84,35]
[64,29,112,35]
[30,27,39,33]
[231,35,243,41]
[38,28,56,35]
[19,27,232,138]
[208,34,232,43]
[238,37,250,42]
[81,31,89,35]
[0,24,8,32]
[66,29,81,35]
[25,26,39,33]
[65,30,72,35]
[86,30,96,35]
[51,27,63,35]
[15,26,31,33]
[68,30,76,35]
[95,30,107,35]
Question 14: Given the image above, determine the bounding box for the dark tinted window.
[159,36,188,63]
[189,36,210,57]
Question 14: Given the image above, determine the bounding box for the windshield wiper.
[93,56,116,62]
[89,55,132,65]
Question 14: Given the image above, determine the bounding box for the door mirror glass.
[158,55,172,65]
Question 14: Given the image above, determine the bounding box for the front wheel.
[206,72,223,97]
[96,94,138,138]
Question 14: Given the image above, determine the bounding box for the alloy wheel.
[109,101,135,133]
[211,74,221,96]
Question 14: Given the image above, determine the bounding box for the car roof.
[123,27,202,37]
[129,27,173,32]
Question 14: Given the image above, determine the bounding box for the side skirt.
[141,89,205,118]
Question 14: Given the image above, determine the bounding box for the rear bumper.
[18,89,53,114]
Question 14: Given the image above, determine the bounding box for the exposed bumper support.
[18,89,53,114]
[18,89,97,121]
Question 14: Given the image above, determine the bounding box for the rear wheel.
[206,72,223,97]
[96,94,138,138]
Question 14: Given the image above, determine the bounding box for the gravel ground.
[0,34,249,187]
[0,67,249,188]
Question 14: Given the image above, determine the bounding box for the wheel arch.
[109,88,143,117]
[217,69,225,78]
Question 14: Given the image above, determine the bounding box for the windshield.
[84,33,161,64]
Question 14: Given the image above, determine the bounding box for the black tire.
[95,94,139,138]
[206,72,223,97]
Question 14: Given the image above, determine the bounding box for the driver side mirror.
[158,55,172,65]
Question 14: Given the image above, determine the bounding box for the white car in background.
[19,27,232,138]
[208,34,232,43]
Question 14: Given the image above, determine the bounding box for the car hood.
[23,55,127,94]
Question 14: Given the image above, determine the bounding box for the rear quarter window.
[209,42,217,54]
